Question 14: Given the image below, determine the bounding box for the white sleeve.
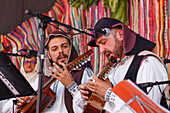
[70,68,93,112]
[137,56,168,104]
[104,88,133,113]
[2,98,17,113]
[66,67,93,98]
[68,81,88,112]
[0,100,8,113]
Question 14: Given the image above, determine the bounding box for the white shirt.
[0,100,7,113]
[104,55,168,112]
[75,55,168,113]
[44,67,93,113]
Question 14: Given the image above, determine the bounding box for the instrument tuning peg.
[88,57,90,61]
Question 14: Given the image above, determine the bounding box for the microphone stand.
[3,50,38,58]
[52,20,95,37]
[25,10,50,113]
[35,15,48,113]
[25,10,96,38]
[137,80,170,88]
[3,53,28,57]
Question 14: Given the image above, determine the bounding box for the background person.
[2,56,40,113]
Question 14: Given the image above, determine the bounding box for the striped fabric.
[129,0,170,59]
[0,0,169,74]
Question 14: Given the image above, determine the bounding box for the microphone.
[87,28,110,37]
[25,10,54,22]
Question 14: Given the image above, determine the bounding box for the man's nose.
[99,46,105,54]
[58,47,63,53]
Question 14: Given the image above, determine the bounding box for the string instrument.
[17,49,93,113]
[83,56,120,113]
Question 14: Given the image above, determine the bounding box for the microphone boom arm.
[25,10,95,38]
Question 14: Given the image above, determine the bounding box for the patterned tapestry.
[0,0,170,74]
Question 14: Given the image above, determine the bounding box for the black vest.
[124,54,169,109]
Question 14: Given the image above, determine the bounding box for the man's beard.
[55,54,68,68]
[116,46,123,59]
[103,43,123,59]
[113,37,123,58]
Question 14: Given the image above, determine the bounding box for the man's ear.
[46,51,51,59]
[118,29,124,41]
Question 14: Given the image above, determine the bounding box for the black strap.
[124,55,146,83]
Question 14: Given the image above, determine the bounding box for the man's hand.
[49,62,74,87]
[79,83,91,100]
[16,96,31,108]
[87,75,112,98]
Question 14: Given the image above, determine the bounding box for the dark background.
[0,0,56,34]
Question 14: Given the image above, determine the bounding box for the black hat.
[87,18,122,47]
[87,17,156,55]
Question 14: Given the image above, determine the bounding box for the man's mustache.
[104,51,111,56]
[57,54,68,60]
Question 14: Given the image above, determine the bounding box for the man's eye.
[101,41,106,44]
[51,48,57,51]
[62,45,68,48]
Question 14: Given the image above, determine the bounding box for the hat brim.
[87,38,98,47]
